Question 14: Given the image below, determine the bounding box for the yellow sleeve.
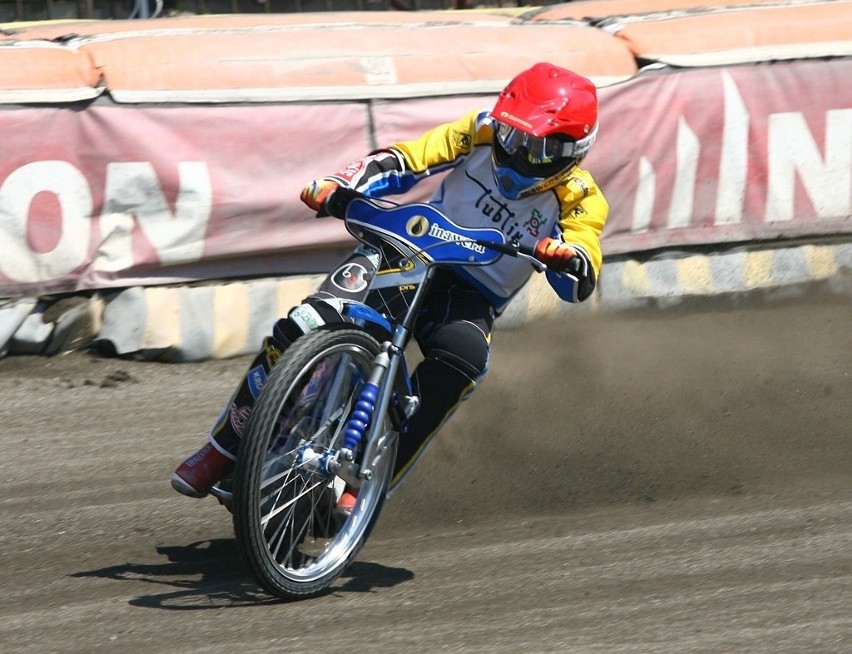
[391,109,493,174]
[554,168,609,275]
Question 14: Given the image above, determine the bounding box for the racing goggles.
[494,121,595,165]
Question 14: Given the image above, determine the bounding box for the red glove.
[534,238,579,273]
[300,179,340,212]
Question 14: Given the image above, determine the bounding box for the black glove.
[323,186,364,219]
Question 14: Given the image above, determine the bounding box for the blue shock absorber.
[342,381,379,451]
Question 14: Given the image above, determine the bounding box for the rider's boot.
[171,442,233,498]
[390,358,476,492]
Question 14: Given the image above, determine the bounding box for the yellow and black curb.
[1,241,848,361]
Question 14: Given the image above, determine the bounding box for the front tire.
[232,328,397,599]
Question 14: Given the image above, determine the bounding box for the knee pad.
[420,321,489,381]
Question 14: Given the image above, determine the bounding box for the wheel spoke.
[260,477,323,528]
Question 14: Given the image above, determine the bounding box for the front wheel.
[231,328,397,599]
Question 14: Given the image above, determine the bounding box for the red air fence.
[0,2,850,299]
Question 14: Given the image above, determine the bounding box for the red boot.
[170,442,232,498]
[335,486,359,518]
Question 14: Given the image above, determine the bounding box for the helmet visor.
[494,121,595,165]
[495,122,566,164]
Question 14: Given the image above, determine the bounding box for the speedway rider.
[171,62,610,512]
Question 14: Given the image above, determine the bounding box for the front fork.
[337,344,397,485]
[328,339,417,487]
[314,266,435,485]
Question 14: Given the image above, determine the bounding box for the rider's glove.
[534,237,582,275]
[323,186,364,219]
[300,179,340,213]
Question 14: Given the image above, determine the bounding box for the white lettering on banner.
[632,119,703,234]
[668,116,699,230]
[0,161,92,283]
[96,162,212,272]
[632,159,654,233]
[715,72,749,226]
[766,109,852,223]
[633,71,851,233]
[0,160,212,285]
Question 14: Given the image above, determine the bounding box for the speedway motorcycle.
[214,189,544,598]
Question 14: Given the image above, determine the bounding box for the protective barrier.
[0,1,850,357]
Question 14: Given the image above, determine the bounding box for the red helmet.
[491,63,599,200]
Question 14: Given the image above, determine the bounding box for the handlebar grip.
[324,187,366,219]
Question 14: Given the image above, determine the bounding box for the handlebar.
[323,187,363,220]
[473,237,532,258]
[323,187,547,273]
[473,237,546,272]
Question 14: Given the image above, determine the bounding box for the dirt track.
[0,291,849,653]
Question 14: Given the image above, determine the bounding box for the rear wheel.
[232,328,397,599]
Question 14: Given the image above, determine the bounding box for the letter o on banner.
[0,161,92,284]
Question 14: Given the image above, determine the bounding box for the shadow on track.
[70,538,414,608]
